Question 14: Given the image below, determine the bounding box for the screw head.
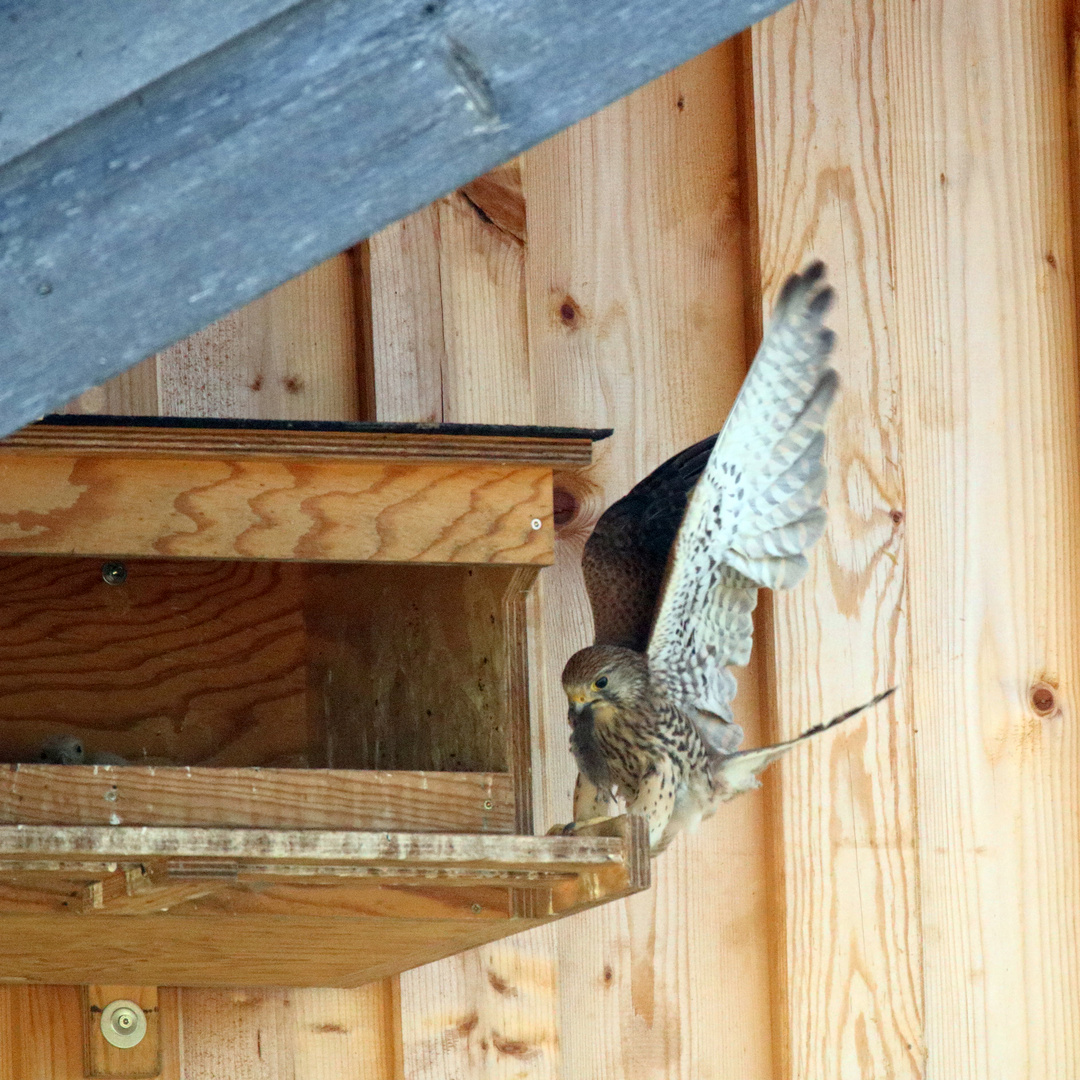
[101,561,127,585]
[530,518,542,531]
[471,903,482,914]
[100,999,147,1048]
[483,799,493,810]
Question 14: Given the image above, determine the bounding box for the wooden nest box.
[0,417,647,987]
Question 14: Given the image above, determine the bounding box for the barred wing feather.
[646,262,838,721]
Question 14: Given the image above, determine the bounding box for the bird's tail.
[712,687,897,797]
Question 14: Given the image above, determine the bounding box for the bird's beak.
[568,692,590,717]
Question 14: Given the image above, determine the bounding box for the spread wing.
[646,261,838,721]
[582,434,716,651]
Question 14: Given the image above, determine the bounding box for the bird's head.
[38,734,85,765]
[561,644,649,719]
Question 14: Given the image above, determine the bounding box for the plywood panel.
[0,557,308,768]
[751,3,921,1078]
[305,565,528,774]
[0,453,554,564]
[888,1,1080,1076]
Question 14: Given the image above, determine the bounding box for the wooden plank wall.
[8,0,1080,1076]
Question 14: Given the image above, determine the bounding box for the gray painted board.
[0,0,792,436]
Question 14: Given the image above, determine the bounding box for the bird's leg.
[624,758,678,852]
[545,773,617,837]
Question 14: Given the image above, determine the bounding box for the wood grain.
[523,40,779,1080]
[751,2,921,1078]
[156,254,362,421]
[0,452,554,564]
[0,557,309,768]
[0,822,647,986]
[0,767,514,832]
[179,983,399,1080]
[888,1,1080,1076]
[304,565,528,774]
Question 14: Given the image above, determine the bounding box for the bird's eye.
[594,676,608,690]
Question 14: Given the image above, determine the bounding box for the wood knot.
[558,295,581,328]
[553,486,578,527]
[890,509,904,525]
[1030,682,1058,717]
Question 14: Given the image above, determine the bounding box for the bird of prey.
[553,262,894,854]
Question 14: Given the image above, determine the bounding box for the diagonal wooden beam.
[0,0,794,437]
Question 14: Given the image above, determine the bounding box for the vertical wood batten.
[369,154,561,1079]
[526,40,776,1080]
[889,1,1080,1075]
[752,2,921,1077]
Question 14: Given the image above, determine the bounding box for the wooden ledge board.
[0,825,632,873]
[0,767,515,833]
[3,422,599,467]
[0,818,649,984]
[0,452,554,563]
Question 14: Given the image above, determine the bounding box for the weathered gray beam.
[0,0,791,436]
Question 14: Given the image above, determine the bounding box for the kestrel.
[554,262,894,854]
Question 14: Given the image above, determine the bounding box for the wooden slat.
[522,40,778,1080]
[0,454,553,564]
[178,983,399,1080]
[751,3,920,1078]
[0,825,629,869]
[889,2,1080,1076]
[0,768,514,832]
[157,254,362,421]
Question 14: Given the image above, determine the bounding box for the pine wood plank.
[0,452,554,564]
[0,767,514,832]
[888,2,1080,1076]
[521,41,779,1080]
[751,3,921,1078]
[156,255,362,421]
[369,204,447,423]
[369,161,562,1075]
[179,983,399,1080]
